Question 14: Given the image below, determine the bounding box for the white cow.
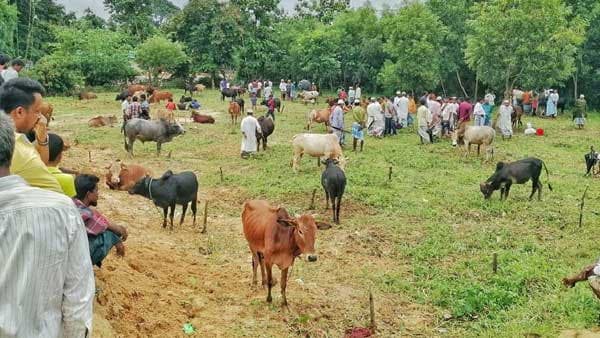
[292,133,346,172]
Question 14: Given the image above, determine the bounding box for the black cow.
[221,88,238,101]
[321,158,346,224]
[184,83,196,96]
[480,157,552,201]
[585,146,599,176]
[116,90,129,101]
[129,170,198,230]
[235,98,245,114]
[256,116,274,151]
[260,98,283,113]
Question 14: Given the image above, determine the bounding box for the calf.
[105,160,151,191]
[129,170,198,230]
[480,157,553,201]
[452,123,495,161]
[229,101,241,126]
[235,97,245,113]
[242,200,331,306]
[321,158,346,224]
[585,146,599,176]
[123,118,185,156]
[127,84,145,95]
[257,116,274,151]
[149,91,173,103]
[292,133,346,173]
[191,111,215,124]
[79,92,97,100]
[306,108,331,130]
[88,115,117,128]
[221,88,238,101]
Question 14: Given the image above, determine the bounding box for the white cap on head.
[247,109,254,114]
[337,99,344,105]
[580,94,585,98]
[402,91,406,95]
[436,96,442,101]
[396,91,401,95]
[354,99,360,104]
[370,97,376,102]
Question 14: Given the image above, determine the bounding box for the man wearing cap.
[572,94,587,129]
[498,100,513,139]
[546,89,559,118]
[279,79,287,101]
[330,99,345,145]
[351,99,366,151]
[240,109,262,158]
[473,97,486,126]
[367,97,384,138]
[417,98,433,144]
[394,91,409,129]
[355,85,362,102]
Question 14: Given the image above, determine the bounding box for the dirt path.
[89,186,435,337]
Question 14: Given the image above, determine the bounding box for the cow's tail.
[543,160,553,191]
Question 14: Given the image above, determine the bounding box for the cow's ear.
[277,218,297,228]
[495,162,505,171]
[315,222,332,230]
[160,170,173,181]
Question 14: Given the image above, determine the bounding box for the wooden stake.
[492,253,498,274]
[202,200,208,234]
[219,167,224,183]
[369,290,376,331]
[309,188,317,210]
[88,151,91,162]
[579,185,590,228]
[388,166,393,181]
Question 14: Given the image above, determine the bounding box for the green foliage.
[378,4,447,93]
[76,8,107,29]
[136,35,187,83]
[289,26,340,88]
[150,0,179,26]
[466,0,586,94]
[0,0,17,54]
[28,53,84,95]
[104,0,156,42]
[54,27,135,86]
[294,0,350,23]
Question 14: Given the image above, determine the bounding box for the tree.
[77,8,107,29]
[0,0,17,54]
[104,0,156,42]
[294,0,349,23]
[289,26,341,89]
[28,53,84,95]
[465,0,585,97]
[378,4,447,94]
[136,35,187,84]
[151,0,179,26]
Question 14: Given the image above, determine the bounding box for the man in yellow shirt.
[0,78,62,193]
[47,133,76,197]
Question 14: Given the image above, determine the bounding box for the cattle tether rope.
[148,178,154,200]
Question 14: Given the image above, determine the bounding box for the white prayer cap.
[580,94,585,98]
[402,91,406,95]
[337,99,344,105]
[354,99,360,104]
[436,96,442,100]
[396,91,401,95]
[247,109,254,114]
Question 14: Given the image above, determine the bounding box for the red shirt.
[166,102,176,110]
[458,102,473,122]
[73,198,109,236]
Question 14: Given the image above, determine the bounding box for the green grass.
[48,89,600,336]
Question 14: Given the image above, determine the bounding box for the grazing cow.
[306,108,331,130]
[149,91,173,103]
[480,157,553,201]
[105,160,152,191]
[123,118,185,156]
[129,170,198,230]
[127,84,145,95]
[585,146,599,176]
[512,105,524,129]
[260,98,283,113]
[298,91,319,104]
[257,116,274,151]
[235,98,245,113]
[452,123,496,160]
[242,200,331,306]
[190,111,215,124]
[116,90,129,101]
[79,92,97,100]
[221,88,238,101]
[292,133,346,172]
[88,115,117,128]
[321,158,346,224]
[231,85,246,96]
[229,101,241,126]
[183,84,205,96]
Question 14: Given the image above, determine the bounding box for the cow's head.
[277,214,331,262]
[480,182,494,199]
[168,121,185,136]
[105,160,122,188]
[128,176,150,196]
[108,115,118,124]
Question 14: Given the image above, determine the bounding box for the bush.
[28,53,84,96]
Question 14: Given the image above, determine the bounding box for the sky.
[55,0,400,18]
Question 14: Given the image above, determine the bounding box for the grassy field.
[47,88,600,337]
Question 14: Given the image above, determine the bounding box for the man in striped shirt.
[73,174,128,267]
[0,112,94,337]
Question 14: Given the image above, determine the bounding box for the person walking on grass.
[367,97,384,138]
[473,98,486,126]
[573,94,587,129]
[497,100,513,139]
[483,98,493,126]
[330,99,345,145]
[417,98,432,144]
[240,110,262,159]
[351,99,366,152]
[0,112,95,337]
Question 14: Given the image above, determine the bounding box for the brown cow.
[191,111,215,124]
[229,101,241,126]
[155,109,175,122]
[195,84,206,92]
[127,84,145,95]
[79,92,98,100]
[242,200,331,306]
[88,115,117,127]
[149,91,173,103]
[306,108,331,130]
[105,160,151,191]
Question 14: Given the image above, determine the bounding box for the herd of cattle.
[67,83,600,306]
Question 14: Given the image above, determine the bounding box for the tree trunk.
[456,70,468,98]
[440,77,447,97]
[473,71,479,102]
[573,73,578,101]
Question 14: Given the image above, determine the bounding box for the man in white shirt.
[355,85,362,101]
[0,112,95,337]
[473,98,486,126]
[394,91,409,128]
[1,58,24,82]
[279,79,287,100]
[240,109,262,159]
